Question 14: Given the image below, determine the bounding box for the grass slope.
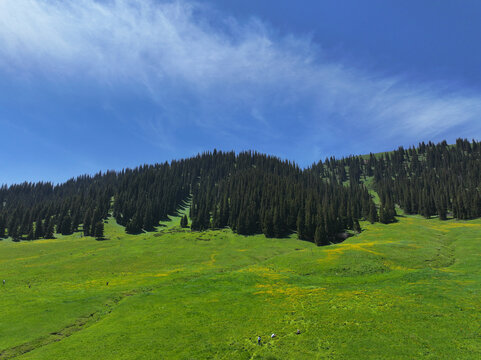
[1,214,481,359]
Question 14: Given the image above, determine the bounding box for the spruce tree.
[44,220,55,239]
[368,202,378,223]
[126,214,142,234]
[262,211,275,238]
[83,210,92,236]
[10,224,20,241]
[436,195,447,220]
[180,214,189,228]
[61,214,73,235]
[353,219,361,233]
[0,215,5,238]
[26,224,35,240]
[314,225,322,246]
[94,221,104,240]
[34,218,44,239]
[296,210,305,240]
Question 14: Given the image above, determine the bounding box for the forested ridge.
[311,138,481,222]
[1,139,480,245]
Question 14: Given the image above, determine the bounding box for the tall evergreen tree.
[94,221,104,240]
[0,215,5,238]
[368,202,378,224]
[44,219,54,239]
[34,218,44,239]
[180,214,189,228]
[353,219,361,233]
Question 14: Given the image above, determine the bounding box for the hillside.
[2,139,481,246]
[1,213,480,359]
[1,139,481,358]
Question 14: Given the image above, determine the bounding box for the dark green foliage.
[10,224,20,241]
[83,209,92,237]
[34,218,44,239]
[60,214,73,235]
[188,152,375,242]
[2,139,481,244]
[0,214,5,238]
[311,138,481,222]
[379,198,396,224]
[94,221,104,240]
[26,224,34,241]
[0,173,114,240]
[353,219,362,233]
[368,201,378,224]
[44,218,54,239]
[262,211,275,238]
[125,215,142,234]
[180,215,189,228]
[142,204,156,232]
[0,151,374,244]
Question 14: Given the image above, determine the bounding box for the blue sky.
[1,0,481,184]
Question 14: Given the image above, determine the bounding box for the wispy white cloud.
[0,0,480,153]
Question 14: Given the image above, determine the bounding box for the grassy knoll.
[1,214,481,359]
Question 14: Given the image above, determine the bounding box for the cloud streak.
[1,0,480,159]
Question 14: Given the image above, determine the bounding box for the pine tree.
[273,209,283,238]
[83,210,92,236]
[143,207,155,231]
[353,219,361,233]
[211,206,220,228]
[10,224,20,241]
[94,221,104,240]
[180,214,189,228]
[44,220,55,239]
[436,195,447,220]
[314,225,322,246]
[386,199,397,222]
[34,218,44,239]
[296,210,305,240]
[61,214,72,235]
[368,202,378,223]
[236,210,248,235]
[126,214,142,234]
[26,224,35,240]
[262,211,275,238]
[0,215,5,238]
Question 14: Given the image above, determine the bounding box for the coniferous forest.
[1,139,481,245]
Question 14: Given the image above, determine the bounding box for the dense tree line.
[0,150,375,244]
[160,150,375,244]
[311,138,481,221]
[2,139,479,245]
[189,152,374,245]
[0,173,114,241]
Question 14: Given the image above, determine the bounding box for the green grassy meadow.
[1,213,481,359]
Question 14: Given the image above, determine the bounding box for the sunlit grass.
[1,214,480,359]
